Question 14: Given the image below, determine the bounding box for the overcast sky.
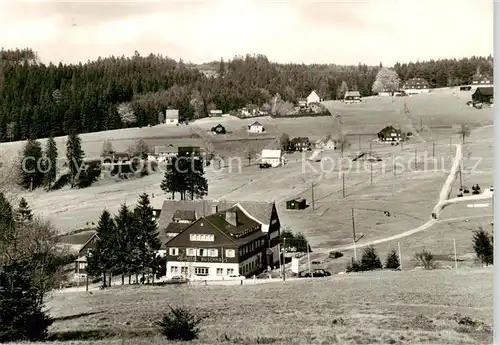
[0,0,494,66]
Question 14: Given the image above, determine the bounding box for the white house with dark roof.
[344,91,361,103]
[165,109,179,124]
[402,78,430,94]
[156,200,281,270]
[306,90,321,105]
[248,121,264,133]
[261,149,284,167]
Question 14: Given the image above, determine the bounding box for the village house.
[261,149,285,167]
[323,138,336,150]
[344,91,361,104]
[73,231,98,279]
[156,200,281,279]
[377,125,404,143]
[211,124,226,134]
[306,90,322,105]
[241,104,259,117]
[289,137,311,152]
[471,74,493,87]
[165,109,179,125]
[402,78,430,94]
[209,109,223,117]
[297,99,307,108]
[248,121,264,133]
[154,145,177,161]
[286,198,307,210]
[472,87,494,104]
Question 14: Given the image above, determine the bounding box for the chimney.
[225,211,237,226]
[211,204,218,214]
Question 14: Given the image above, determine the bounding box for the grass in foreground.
[41,268,493,345]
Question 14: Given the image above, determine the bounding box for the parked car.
[259,163,271,169]
[227,274,246,280]
[166,276,188,284]
[303,269,331,278]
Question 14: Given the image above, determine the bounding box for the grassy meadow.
[37,267,493,345]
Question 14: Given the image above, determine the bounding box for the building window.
[227,268,234,275]
[226,249,235,258]
[186,248,196,256]
[170,266,179,274]
[169,248,178,256]
[190,234,215,242]
[209,249,218,257]
[181,267,188,274]
[216,268,224,275]
[195,267,209,276]
[78,262,86,270]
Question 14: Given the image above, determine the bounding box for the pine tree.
[133,193,161,282]
[15,197,33,226]
[43,136,58,190]
[360,246,383,271]
[385,249,400,270]
[472,227,493,266]
[87,210,117,288]
[66,132,84,188]
[18,138,44,190]
[0,193,15,250]
[185,157,208,200]
[0,260,53,342]
[101,139,114,157]
[114,204,140,284]
[161,156,184,199]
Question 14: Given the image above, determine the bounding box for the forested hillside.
[0,48,493,143]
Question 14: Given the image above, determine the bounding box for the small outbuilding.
[377,125,403,143]
[472,87,494,104]
[286,198,307,210]
[344,91,361,104]
[211,124,226,134]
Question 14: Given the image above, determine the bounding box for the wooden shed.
[286,198,307,210]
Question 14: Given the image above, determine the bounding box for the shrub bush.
[155,305,207,341]
[414,250,437,269]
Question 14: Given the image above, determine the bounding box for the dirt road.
[309,143,492,255]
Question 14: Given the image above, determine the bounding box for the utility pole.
[432,140,435,157]
[30,177,33,192]
[459,165,463,189]
[342,173,346,198]
[311,182,315,210]
[282,237,286,282]
[307,242,311,276]
[453,238,458,269]
[351,208,356,242]
[398,242,402,270]
[393,154,396,176]
[370,141,373,186]
[414,147,417,170]
[420,117,423,132]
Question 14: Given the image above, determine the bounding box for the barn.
[286,198,307,210]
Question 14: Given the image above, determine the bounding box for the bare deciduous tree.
[244,147,257,166]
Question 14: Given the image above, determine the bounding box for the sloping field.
[41,268,492,345]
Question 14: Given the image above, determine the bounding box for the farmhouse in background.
[261,149,284,167]
[248,121,264,133]
[297,98,307,108]
[165,109,179,124]
[211,124,226,134]
[471,74,493,88]
[472,87,494,104]
[157,200,281,279]
[306,90,322,105]
[344,91,361,103]
[154,145,177,161]
[289,137,311,151]
[286,198,307,210]
[73,231,98,279]
[209,109,223,117]
[402,78,430,94]
[323,138,336,150]
[178,146,202,158]
[377,125,404,142]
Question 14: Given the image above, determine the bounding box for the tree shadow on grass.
[53,311,103,322]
